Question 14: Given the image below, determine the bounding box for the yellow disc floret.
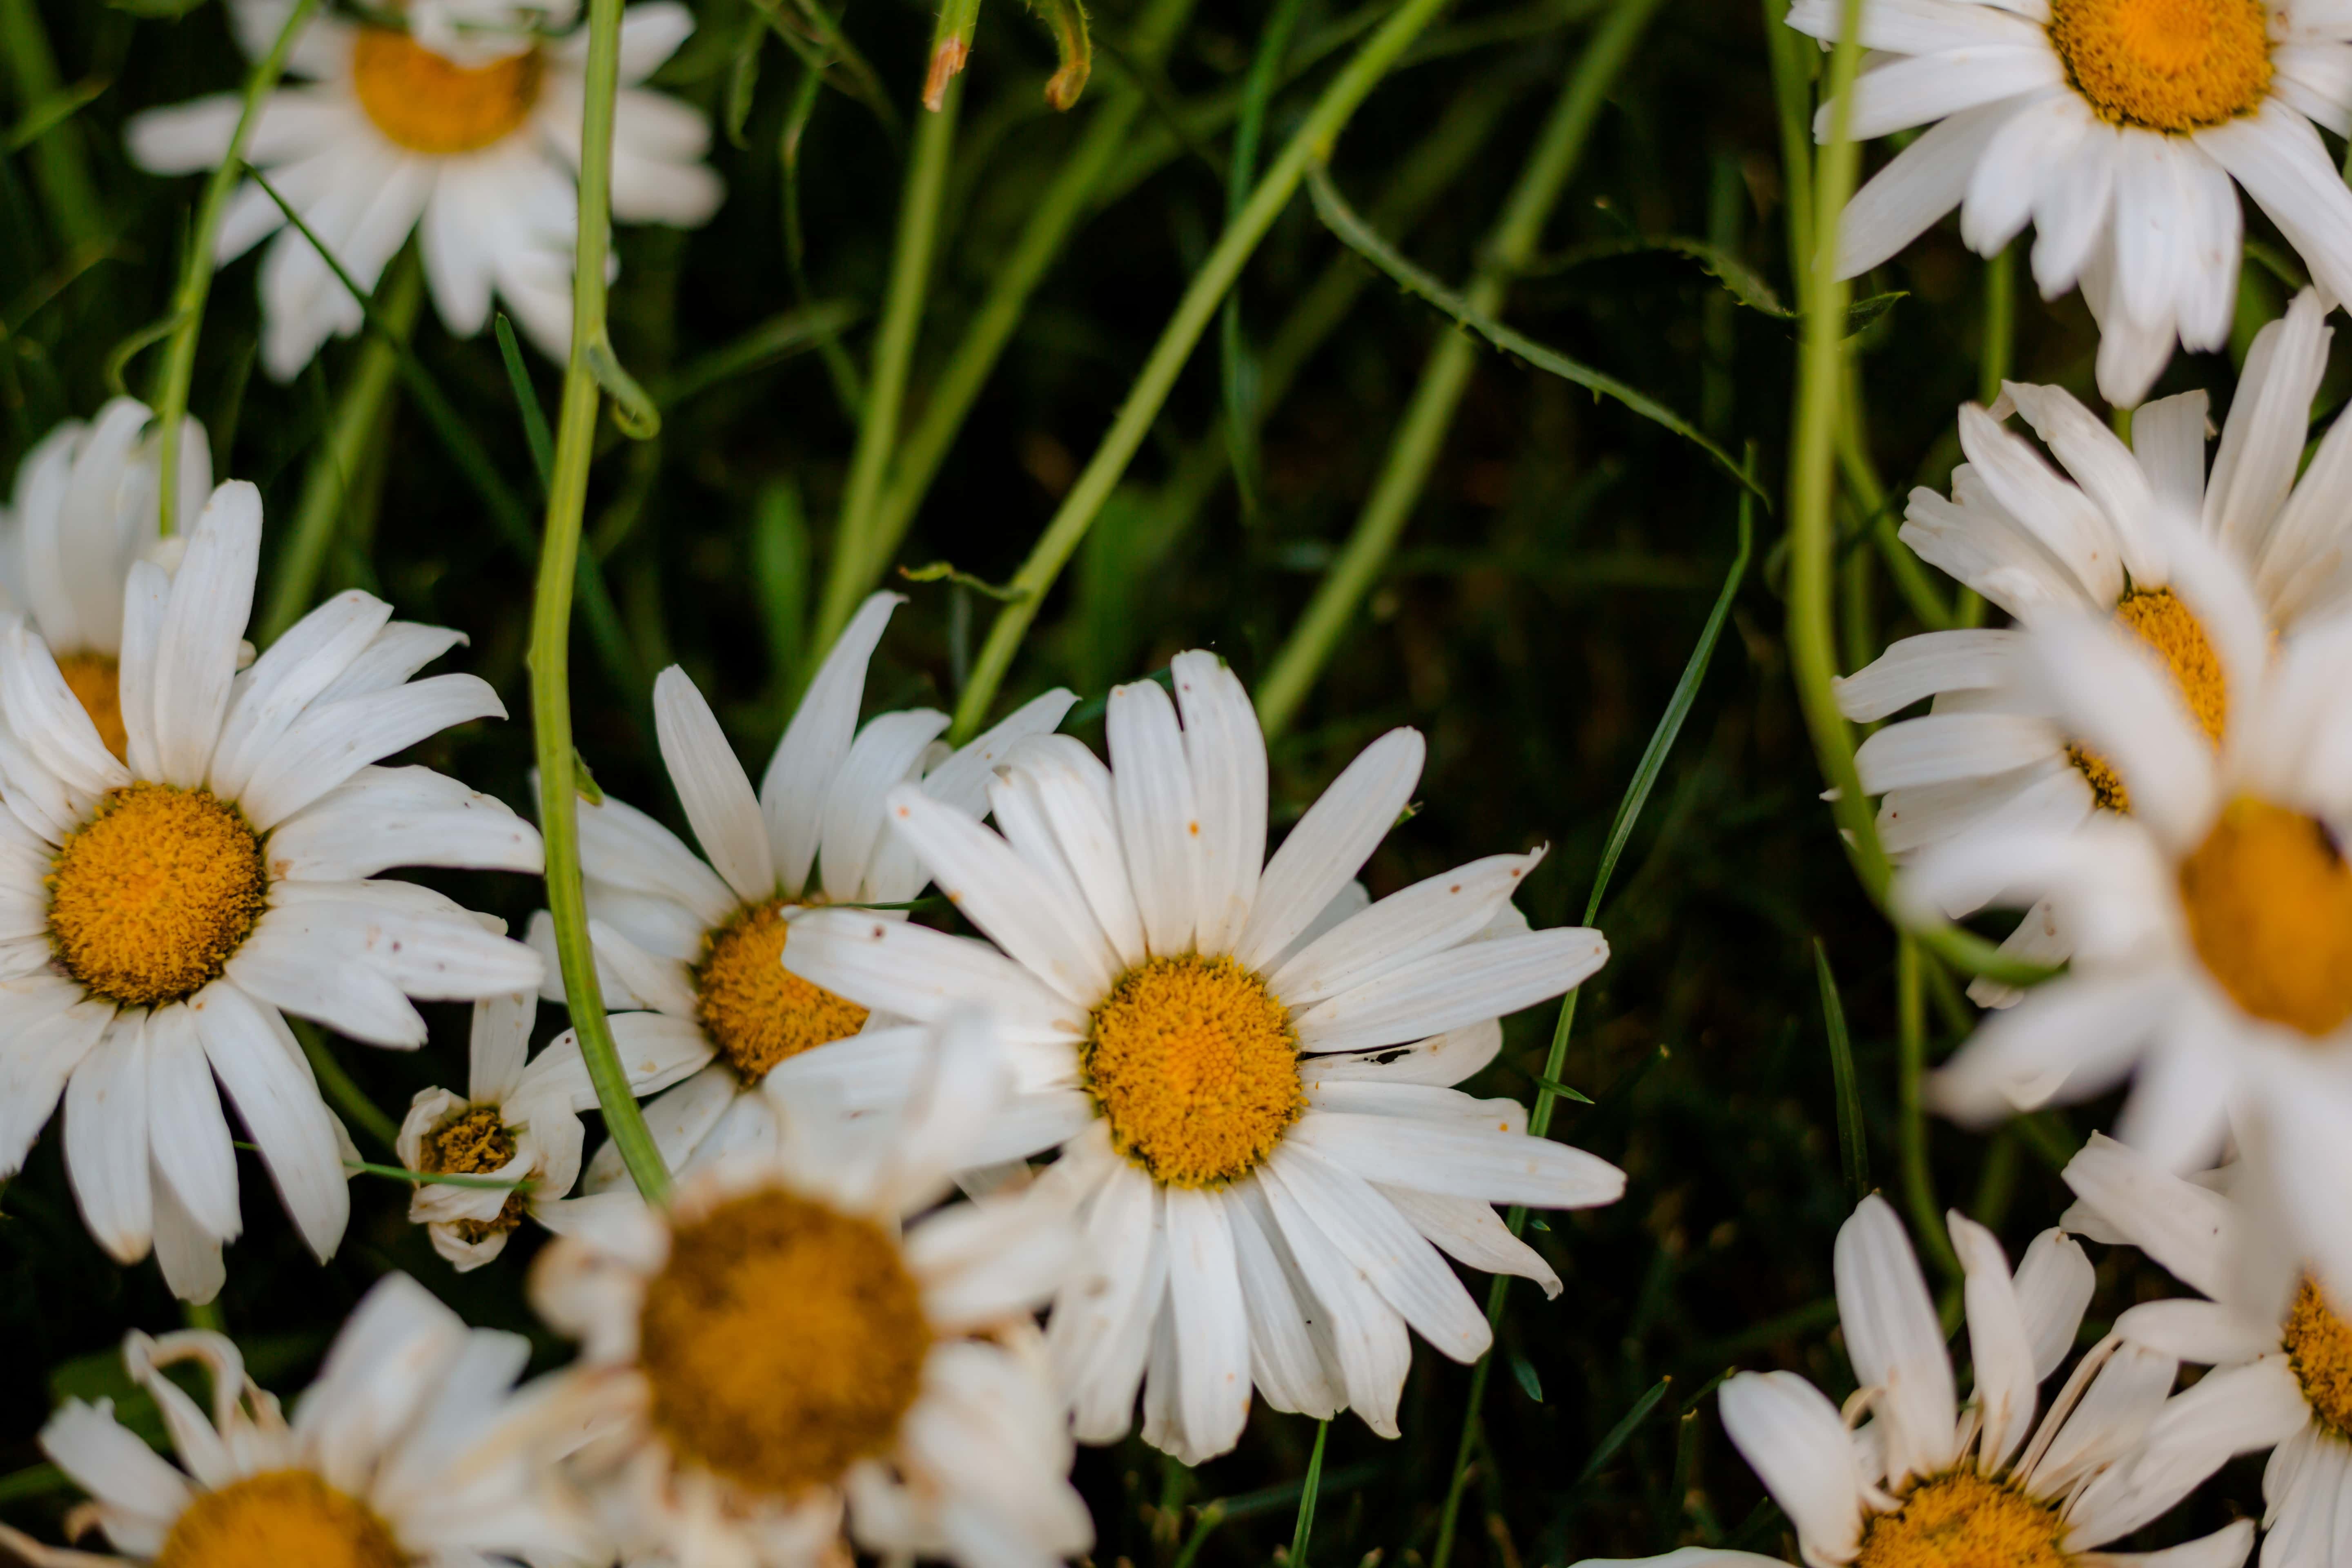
[2069,588,2228,811]
[350,27,541,156]
[2285,1277,2352,1437]
[638,1186,931,1499]
[1084,953,1304,1188]
[49,783,267,1008]
[423,1105,526,1242]
[56,653,125,762]
[1855,1472,2071,1568]
[693,898,870,1084]
[2178,796,2352,1038]
[2049,0,2272,132]
[156,1469,404,1568]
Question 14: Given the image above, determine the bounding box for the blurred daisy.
[0,1272,599,1568]
[1904,590,2352,1174]
[531,1015,1090,1568]
[1840,292,2343,1002]
[0,481,543,1300]
[537,590,1073,1193]
[1786,0,2352,405]
[394,989,704,1270]
[125,0,723,379]
[1572,1196,2248,1568]
[784,650,1624,1462]
[0,397,211,761]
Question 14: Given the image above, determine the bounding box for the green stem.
[945,0,1463,743]
[1978,240,2015,405]
[0,0,100,247]
[259,253,422,645]
[810,81,960,655]
[1289,1420,1330,1565]
[291,1019,401,1154]
[153,0,317,538]
[1255,0,1664,739]
[530,0,670,1204]
[1897,935,1961,1281]
[1762,0,1813,296]
[1220,0,1308,514]
[1835,365,1952,633]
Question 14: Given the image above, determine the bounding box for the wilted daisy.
[0,1272,599,1568]
[1840,292,2342,1002]
[783,650,1624,1462]
[1574,1196,2249,1568]
[0,398,211,762]
[0,480,543,1300]
[395,989,705,1270]
[126,0,723,379]
[531,1014,1089,1568]
[1786,0,2352,404]
[539,590,1073,1193]
[1904,591,2352,1174]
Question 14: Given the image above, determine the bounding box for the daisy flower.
[1785,0,2352,405]
[0,397,212,762]
[536,590,1074,1194]
[125,0,723,380]
[1902,579,2352,1175]
[530,1013,1091,1568]
[1839,290,2342,1002]
[782,650,1625,1462]
[2064,1131,2352,1568]
[1573,1196,2250,1568]
[0,1272,600,1568]
[0,479,543,1301]
[394,989,705,1270]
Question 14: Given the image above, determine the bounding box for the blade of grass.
[1898,934,1961,1281]
[1220,0,1307,518]
[1816,938,1869,1205]
[0,0,101,247]
[1170,1503,1227,1568]
[1572,1377,1672,1491]
[655,298,864,409]
[496,314,555,492]
[1289,1420,1330,1566]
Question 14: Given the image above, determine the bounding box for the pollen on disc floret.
[1855,1471,2071,1568]
[693,898,871,1083]
[350,27,542,155]
[2067,587,2227,812]
[2048,0,2273,133]
[424,1106,526,1242]
[2285,1277,2352,1437]
[47,782,269,1009]
[1083,952,1305,1188]
[155,1469,405,1568]
[2177,796,2352,1038]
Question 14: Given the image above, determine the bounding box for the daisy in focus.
[783,650,1625,1462]
[126,0,723,379]
[0,398,211,763]
[0,1272,599,1568]
[531,1014,1090,1568]
[1785,0,2352,404]
[0,480,543,1300]
[1840,291,2345,1001]
[395,989,705,1270]
[1573,1196,2250,1568]
[537,590,1073,1192]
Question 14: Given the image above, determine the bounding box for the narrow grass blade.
[495,314,555,494]
[1816,938,1869,1205]
[1289,1419,1330,1566]
[1572,1376,1671,1490]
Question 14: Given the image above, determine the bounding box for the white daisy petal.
[1263,1144,1491,1364]
[1375,1183,1560,1296]
[1951,1211,2038,1470]
[653,667,775,905]
[1840,95,2025,274]
[1292,927,1606,1055]
[782,909,1077,1044]
[1272,850,1546,1009]
[64,1015,153,1263]
[2060,1132,2234,1299]
[1234,727,1423,971]
[1107,676,1203,959]
[192,981,349,1262]
[144,1002,241,1243]
[1170,651,1265,953]
[761,592,901,897]
[1716,1370,1864,1564]
[1835,630,2025,722]
[1290,1107,1623,1209]
[1835,1194,1958,1485]
[819,708,948,904]
[1254,1151,1411,1436]
[2010,1225,2095,1379]
[1160,1186,1253,1461]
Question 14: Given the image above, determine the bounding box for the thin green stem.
[1289,1420,1330,1565]
[153,0,317,538]
[1254,0,1664,737]
[813,82,962,655]
[0,0,100,247]
[1835,364,1952,633]
[1897,935,1960,1281]
[946,0,1463,742]
[1221,0,1308,514]
[1762,0,1813,295]
[259,253,422,645]
[1978,239,2015,405]
[530,0,670,1204]
[291,1020,401,1154]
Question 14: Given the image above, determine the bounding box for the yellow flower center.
[423,1105,525,1241]
[49,783,267,1009]
[2178,797,2352,1038]
[693,898,869,1085]
[2285,1277,2352,1438]
[2069,588,2228,813]
[350,27,541,156]
[2048,0,2272,132]
[638,1186,931,1500]
[156,1469,404,1568]
[1083,953,1304,1188]
[1855,1472,2071,1568]
[57,653,126,763]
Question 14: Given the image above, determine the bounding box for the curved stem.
[947,0,1462,742]
[153,0,318,538]
[531,0,671,1204]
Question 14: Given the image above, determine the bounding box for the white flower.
[532,590,1074,1193]
[0,479,544,1300]
[0,1272,602,1568]
[125,0,724,379]
[530,1014,1090,1568]
[1840,291,2347,1004]
[1903,579,2352,1175]
[394,988,704,1271]
[1572,1196,2249,1568]
[1786,0,2352,405]
[782,650,1626,1462]
[2063,1131,2352,1568]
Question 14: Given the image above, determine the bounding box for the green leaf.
[726,13,765,148]
[493,314,555,496]
[1531,1073,1593,1105]
[1509,1351,1544,1403]
[1526,234,1903,336]
[1817,939,1870,1205]
[1572,1377,1671,1490]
